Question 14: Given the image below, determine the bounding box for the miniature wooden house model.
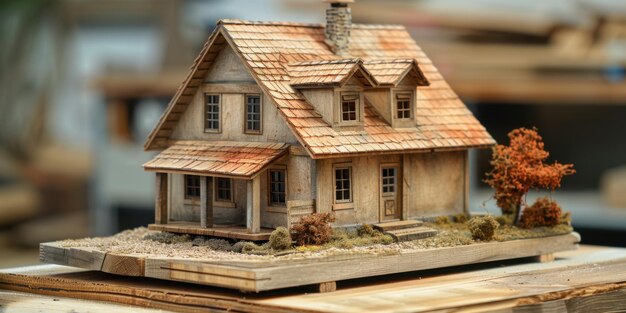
[143,0,495,240]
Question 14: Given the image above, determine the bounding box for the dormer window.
[396,93,412,119]
[341,93,359,122]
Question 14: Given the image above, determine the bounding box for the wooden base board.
[40,232,580,292]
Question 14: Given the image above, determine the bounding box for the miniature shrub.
[561,211,571,225]
[468,216,499,241]
[268,227,292,251]
[434,216,450,225]
[495,216,507,226]
[519,197,562,229]
[241,242,262,254]
[331,228,350,241]
[232,241,248,253]
[334,238,354,249]
[357,224,376,237]
[453,213,469,224]
[291,212,336,246]
[372,234,394,245]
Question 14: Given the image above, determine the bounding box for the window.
[204,94,220,132]
[215,177,233,202]
[396,93,411,119]
[269,169,286,205]
[245,94,262,133]
[381,167,396,194]
[184,175,201,199]
[334,167,352,203]
[340,93,359,122]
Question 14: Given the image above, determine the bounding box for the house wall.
[403,151,467,218]
[170,45,298,144]
[315,150,467,226]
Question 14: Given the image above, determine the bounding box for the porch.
[143,141,290,240]
[148,222,274,241]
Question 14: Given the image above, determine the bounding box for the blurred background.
[1,0,626,267]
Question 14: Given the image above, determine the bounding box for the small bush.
[519,197,562,229]
[561,211,571,225]
[241,242,262,254]
[291,212,336,246]
[468,216,499,241]
[453,213,469,224]
[357,224,376,237]
[232,241,248,253]
[435,216,450,225]
[268,227,292,251]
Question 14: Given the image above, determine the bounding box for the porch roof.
[143,141,289,178]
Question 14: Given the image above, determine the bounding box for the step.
[373,220,423,232]
[386,226,438,242]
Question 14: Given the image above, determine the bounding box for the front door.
[380,164,401,221]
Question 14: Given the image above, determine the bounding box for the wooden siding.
[316,151,467,226]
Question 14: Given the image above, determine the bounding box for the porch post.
[200,176,213,228]
[246,175,261,233]
[155,172,168,224]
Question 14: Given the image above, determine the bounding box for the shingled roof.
[144,19,495,157]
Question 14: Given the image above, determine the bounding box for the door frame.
[379,162,402,222]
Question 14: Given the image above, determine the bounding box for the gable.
[169,43,298,144]
[205,45,254,83]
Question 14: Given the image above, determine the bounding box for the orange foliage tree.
[484,128,575,226]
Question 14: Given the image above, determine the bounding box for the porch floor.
[148,222,273,241]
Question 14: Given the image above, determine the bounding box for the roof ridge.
[218,19,405,30]
[363,58,414,64]
[289,58,362,66]
[218,19,322,28]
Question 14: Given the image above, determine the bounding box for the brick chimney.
[324,0,353,56]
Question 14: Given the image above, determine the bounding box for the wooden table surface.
[1,245,626,313]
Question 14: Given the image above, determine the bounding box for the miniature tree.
[484,128,575,226]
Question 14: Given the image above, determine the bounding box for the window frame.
[214,177,234,203]
[204,93,221,133]
[340,92,360,123]
[332,163,353,210]
[395,92,412,119]
[267,167,287,207]
[244,93,262,134]
[184,175,201,200]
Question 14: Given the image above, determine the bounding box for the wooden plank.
[201,83,261,94]
[0,290,165,313]
[155,173,168,224]
[146,223,273,241]
[200,176,213,228]
[246,176,261,234]
[102,254,145,277]
[8,246,626,312]
[253,232,580,291]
